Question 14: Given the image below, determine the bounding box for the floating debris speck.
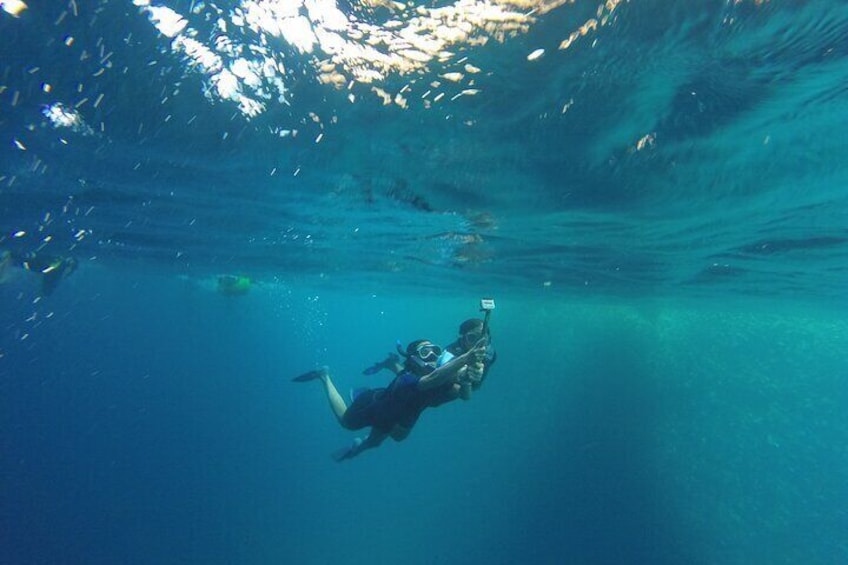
[527,48,545,61]
[1,0,28,17]
[42,103,94,135]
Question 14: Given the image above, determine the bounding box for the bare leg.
[320,371,348,423]
[292,366,347,423]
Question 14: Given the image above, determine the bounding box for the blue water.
[2,1,847,563]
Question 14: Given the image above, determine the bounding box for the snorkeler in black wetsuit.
[293,339,484,461]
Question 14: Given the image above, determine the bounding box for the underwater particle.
[145,5,188,38]
[441,72,463,82]
[634,132,655,151]
[527,48,545,61]
[42,103,93,135]
[371,87,392,105]
[13,230,26,237]
[1,0,28,17]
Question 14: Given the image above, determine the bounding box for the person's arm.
[416,347,479,390]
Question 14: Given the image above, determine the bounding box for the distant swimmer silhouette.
[217,274,251,296]
[0,249,77,297]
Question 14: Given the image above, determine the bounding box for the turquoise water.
[1,1,847,563]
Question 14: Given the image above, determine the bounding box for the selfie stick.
[479,298,495,345]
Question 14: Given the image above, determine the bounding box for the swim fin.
[332,437,363,462]
[292,366,328,382]
[362,353,400,375]
[331,447,351,462]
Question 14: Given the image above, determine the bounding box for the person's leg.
[320,371,348,422]
[292,366,347,422]
[389,424,412,441]
[390,408,422,441]
[333,428,389,462]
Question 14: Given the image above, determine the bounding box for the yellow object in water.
[217,275,251,296]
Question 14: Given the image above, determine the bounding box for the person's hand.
[455,364,468,383]
[467,361,484,383]
[471,344,487,363]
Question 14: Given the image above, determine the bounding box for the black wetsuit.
[341,371,431,433]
